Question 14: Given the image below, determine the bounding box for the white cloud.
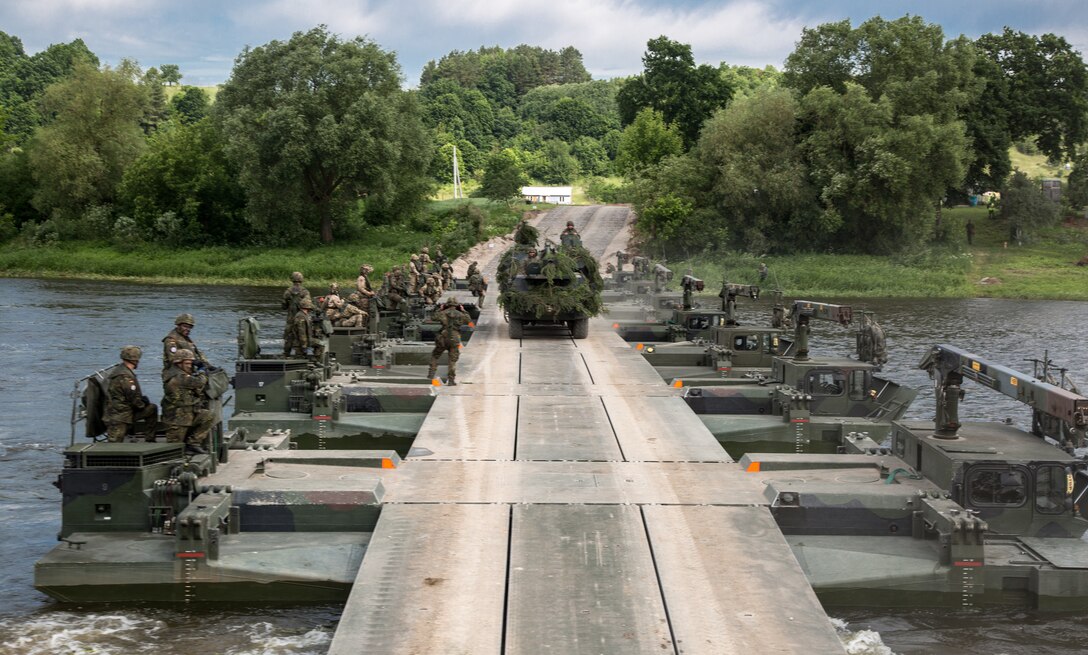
[411,0,807,75]
[231,0,395,38]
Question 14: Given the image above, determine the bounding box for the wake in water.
[832,617,896,655]
[0,611,333,655]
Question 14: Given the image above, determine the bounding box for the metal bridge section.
[328,298,846,653]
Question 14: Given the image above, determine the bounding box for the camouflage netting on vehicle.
[498,243,605,318]
[514,221,539,245]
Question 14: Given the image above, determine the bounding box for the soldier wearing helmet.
[104,346,158,442]
[285,297,316,357]
[162,312,208,378]
[467,261,487,308]
[356,264,377,331]
[161,348,214,454]
[427,297,470,386]
[407,254,421,295]
[337,292,368,327]
[282,272,312,355]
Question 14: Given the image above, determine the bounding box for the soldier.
[420,246,432,272]
[285,298,314,357]
[282,272,311,354]
[338,293,368,327]
[420,274,441,306]
[561,220,578,236]
[440,261,454,291]
[407,254,421,295]
[104,346,158,442]
[758,262,768,282]
[162,349,215,455]
[323,283,344,322]
[162,313,208,378]
[427,298,471,385]
[468,262,487,308]
[433,245,447,269]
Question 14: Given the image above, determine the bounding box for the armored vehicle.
[614,279,762,343]
[498,227,603,339]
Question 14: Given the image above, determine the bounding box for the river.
[0,277,1086,654]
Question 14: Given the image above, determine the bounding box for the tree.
[615,108,682,176]
[28,63,146,221]
[0,33,98,144]
[140,66,169,133]
[1066,153,1088,212]
[119,119,247,244]
[170,85,209,124]
[215,27,432,244]
[1001,170,1059,242]
[419,78,495,151]
[617,36,733,147]
[976,29,1088,162]
[534,139,579,184]
[695,88,816,253]
[159,64,181,85]
[570,136,610,176]
[479,149,527,202]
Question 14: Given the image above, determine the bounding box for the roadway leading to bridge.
[328,206,846,653]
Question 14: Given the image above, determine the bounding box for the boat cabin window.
[847,370,870,400]
[968,468,1027,507]
[1035,465,1068,514]
[688,315,710,330]
[807,370,845,396]
[732,334,761,351]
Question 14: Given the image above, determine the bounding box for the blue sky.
[2,0,1086,87]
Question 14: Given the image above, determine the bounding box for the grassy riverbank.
[0,199,525,287]
[673,207,1088,300]
[2,205,1086,298]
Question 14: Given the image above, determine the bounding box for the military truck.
[497,224,603,339]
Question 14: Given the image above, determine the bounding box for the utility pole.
[452,145,463,199]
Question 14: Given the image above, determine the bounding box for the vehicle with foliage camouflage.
[497,221,604,339]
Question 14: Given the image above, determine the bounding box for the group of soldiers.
[103,313,215,454]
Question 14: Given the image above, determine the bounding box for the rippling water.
[1,277,1086,654]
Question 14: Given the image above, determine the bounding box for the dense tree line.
[0,17,1086,253]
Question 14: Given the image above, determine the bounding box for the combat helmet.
[291,271,304,283]
[299,298,314,310]
[172,348,195,363]
[175,313,195,326]
[120,345,142,362]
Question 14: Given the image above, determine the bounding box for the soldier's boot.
[427,365,437,381]
[447,375,457,386]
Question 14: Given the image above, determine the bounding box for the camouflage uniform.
[428,301,470,385]
[407,254,421,295]
[285,300,314,357]
[440,261,454,291]
[162,313,207,378]
[104,346,158,442]
[323,283,344,323]
[420,275,441,306]
[338,293,368,327]
[469,276,486,308]
[162,350,214,448]
[282,272,311,355]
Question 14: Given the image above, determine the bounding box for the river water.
[0,277,1086,654]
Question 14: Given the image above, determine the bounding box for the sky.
[2,0,1087,87]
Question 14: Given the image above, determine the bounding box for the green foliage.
[419,78,496,151]
[1065,153,1088,211]
[498,243,604,318]
[616,108,682,175]
[215,26,432,244]
[0,148,39,226]
[0,210,16,243]
[1001,171,1060,240]
[513,220,539,245]
[532,140,579,184]
[617,36,733,147]
[570,137,610,177]
[0,33,99,144]
[720,64,782,99]
[118,119,248,244]
[170,86,209,124]
[159,64,181,85]
[976,29,1088,162]
[28,63,147,223]
[478,149,527,202]
[695,87,814,253]
[420,45,591,108]
[423,201,488,256]
[584,177,631,204]
[140,66,169,134]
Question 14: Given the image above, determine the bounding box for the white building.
[520,186,573,205]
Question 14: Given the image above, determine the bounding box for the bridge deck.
[328,307,846,654]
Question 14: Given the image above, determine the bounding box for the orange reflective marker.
[612,323,620,329]
[381,457,396,469]
[458,344,463,350]
[468,322,476,328]
[672,379,683,388]
[431,378,442,386]
[746,461,760,473]
[636,343,644,351]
